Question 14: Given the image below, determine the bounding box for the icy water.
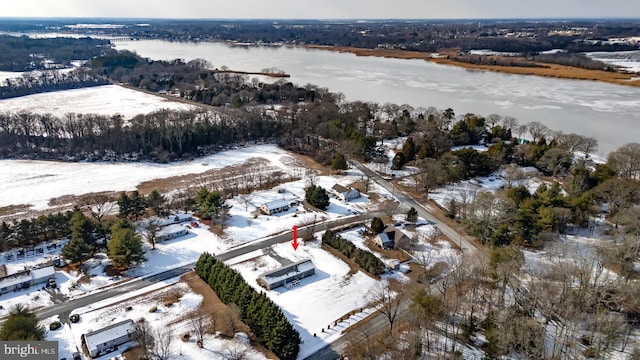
[110,40,637,154]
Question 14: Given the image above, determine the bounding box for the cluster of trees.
[0,211,73,250]
[194,253,300,360]
[305,185,330,210]
[0,68,107,99]
[322,229,385,276]
[0,108,282,161]
[194,187,228,220]
[0,304,46,340]
[0,35,112,72]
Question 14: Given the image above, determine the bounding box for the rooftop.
[260,259,315,284]
[84,319,135,351]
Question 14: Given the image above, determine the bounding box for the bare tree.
[225,304,242,336]
[501,163,525,189]
[527,121,549,142]
[365,280,405,334]
[84,193,115,222]
[214,343,254,360]
[608,142,640,178]
[189,313,211,348]
[135,318,152,359]
[501,116,518,132]
[145,220,159,250]
[151,325,174,360]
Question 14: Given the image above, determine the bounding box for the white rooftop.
[263,199,290,210]
[30,266,55,281]
[84,319,135,352]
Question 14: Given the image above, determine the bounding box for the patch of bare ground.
[0,204,33,219]
[47,191,118,208]
[286,151,331,175]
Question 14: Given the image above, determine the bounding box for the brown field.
[306,45,640,88]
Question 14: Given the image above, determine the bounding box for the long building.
[83,319,136,358]
[257,259,315,290]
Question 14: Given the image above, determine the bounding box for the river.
[113,40,640,155]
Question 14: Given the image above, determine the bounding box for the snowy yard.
[231,239,381,359]
[0,84,195,119]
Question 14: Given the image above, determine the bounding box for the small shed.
[83,319,136,358]
[257,259,315,290]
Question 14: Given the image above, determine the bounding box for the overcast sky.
[3,0,640,19]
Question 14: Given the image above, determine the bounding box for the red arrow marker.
[292,225,299,251]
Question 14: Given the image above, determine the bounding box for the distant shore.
[306,45,640,88]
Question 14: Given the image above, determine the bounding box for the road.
[304,161,483,360]
[35,213,378,321]
[350,160,478,255]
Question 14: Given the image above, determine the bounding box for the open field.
[0,84,195,119]
[307,45,640,88]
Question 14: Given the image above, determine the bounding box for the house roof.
[262,199,290,210]
[0,270,31,289]
[381,226,409,243]
[84,319,135,352]
[157,224,188,237]
[259,259,315,285]
[332,184,349,193]
[30,266,55,281]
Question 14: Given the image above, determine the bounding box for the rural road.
[304,161,482,360]
[35,212,378,321]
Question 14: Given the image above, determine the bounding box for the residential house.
[260,199,290,215]
[83,319,137,358]
[0,265,55,295]
[156,224,188,242]
[331,184,361,202]
[373,226,408,250]
[257,259,315,290]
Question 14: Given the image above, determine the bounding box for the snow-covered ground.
[0,84,195,119]
[0,144,292,212]
[426,166,543,209]
[231,239,381,359]
[585,51,640,73]
[43,281,267,360]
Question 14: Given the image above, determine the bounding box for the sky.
[2,0,640,19]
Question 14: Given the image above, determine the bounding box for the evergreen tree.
[0,304,46,341]
[406,207,418,223]
[146,190,166,215]
[108,220,144,269]
[129,190,147,220]
[117,192,131,219]
[391,151,406,170]
[370,217,385,234]
[331,152,348,170]
[305,185,330,210]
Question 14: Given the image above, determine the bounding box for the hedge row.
[194,253,300,360]
[322,230,386,275]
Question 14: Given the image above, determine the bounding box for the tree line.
[0,68,107,99]
[194,252,300,360]
[322,229,386,276]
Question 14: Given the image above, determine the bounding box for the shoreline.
[306,45,640,88]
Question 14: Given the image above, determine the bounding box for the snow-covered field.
[0,84,195,118]
[0,144,292,212]
[586,51,640,73]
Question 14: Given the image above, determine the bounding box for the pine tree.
[108,220,144,269]
[305,185,330,210]
[331,153,348,170]
[406,207,418,223]
[117,192,131,219]
[370,216,385,234]
[0,304,46,341]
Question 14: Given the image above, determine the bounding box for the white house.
[0,265,55,295]
[331,184,361,202]
[257,259,316,290]
[83,319,137,358]
[156,224,189,242]
[260,199,290,215]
